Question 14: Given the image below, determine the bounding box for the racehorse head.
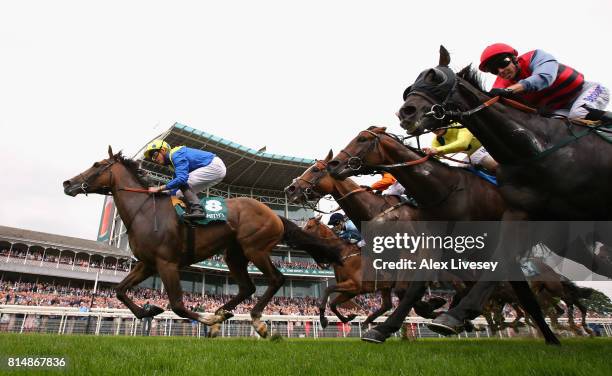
[398,45,464,135]
[303,215,339,240]
[63,146,148,197]
[63,146,119,196]
[284,150,336,204]
[327,126,398,179]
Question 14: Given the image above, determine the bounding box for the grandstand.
[1,122,335,302]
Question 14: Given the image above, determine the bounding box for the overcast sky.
[1,2,611,294]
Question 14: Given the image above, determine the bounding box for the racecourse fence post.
[58,315,65,335]
[417,323,422,338]
[95,314,102,335]
[169,319,172,336]
[19,313,26,334]
[485,326,490,338]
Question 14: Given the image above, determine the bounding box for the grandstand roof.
[0,226,130,258]
[141,123,315,192]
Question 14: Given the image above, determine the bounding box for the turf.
[0,334,610,376]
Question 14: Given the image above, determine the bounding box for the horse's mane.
[116,152,151,188]
[374,128,456,169]
[456,64,486,93]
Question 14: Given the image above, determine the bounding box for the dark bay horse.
[63,147,342,337]
[397,46,612,339]
[326,127,560,344]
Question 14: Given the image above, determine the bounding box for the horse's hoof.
[361,329,388,344]
[255,322,268,338]
[320,317,329,329]
[427,313,464,336]
[208,324,221,338]
[215,309,234,321]
[198,313,222,326]
[545,336,561,346]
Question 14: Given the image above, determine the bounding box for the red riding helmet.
[479,43,518,72]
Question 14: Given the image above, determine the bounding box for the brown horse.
[285,150,419,226]
[302,216,441,329]
[326,127,560,344]
[285,152,451,327]
[62,147,342,337]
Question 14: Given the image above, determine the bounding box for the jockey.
[422,124,498,173]
[327,213,362,244]
[370,172,405,196]
[479,43,610,120]
[144,139,227,219]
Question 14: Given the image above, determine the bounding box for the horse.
[396,45,612,337]
[326,127,560,344]
[285,150,419,227]
[62,146,343,338]
[284,151,459,327]
[302,216,446,329]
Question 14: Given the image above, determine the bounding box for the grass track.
[0,334,610,376]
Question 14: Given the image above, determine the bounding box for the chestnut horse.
[63,147,342,337]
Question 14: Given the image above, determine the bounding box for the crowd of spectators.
[0,248,132,272]
[202,253,326,271]
[1,280,607,319]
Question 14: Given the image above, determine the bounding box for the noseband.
[79,160,115,195]
[337,130,383,173]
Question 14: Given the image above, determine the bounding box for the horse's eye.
[93,162,100,168]
[312,167,320,173]
[357,136,367,142]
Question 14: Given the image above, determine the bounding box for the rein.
[415,82,538,120]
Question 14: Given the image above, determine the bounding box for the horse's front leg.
[116,261,162,318]
[156,260,216,325]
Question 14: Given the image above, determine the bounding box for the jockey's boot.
[585,107,612,124]
[182,188,205,219]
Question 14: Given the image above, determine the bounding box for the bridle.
[78,159,116,195]
[405,72,536,124]
[336,130,430,173]
[291,160,343,215]
[336,130,386,173]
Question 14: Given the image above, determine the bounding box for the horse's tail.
[278,216,343,266]
[562,280,594,299]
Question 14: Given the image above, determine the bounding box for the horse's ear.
[325,149,333,162]
[315,214,323,222]
[373,126,387,133]
[439,45,451,67]
[108,145,114,159]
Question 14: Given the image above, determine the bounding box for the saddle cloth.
[171,196,228,225]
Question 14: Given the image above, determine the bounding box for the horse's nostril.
[401,106,416,119]
[286,186,295,193]
[63,180,71,188]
